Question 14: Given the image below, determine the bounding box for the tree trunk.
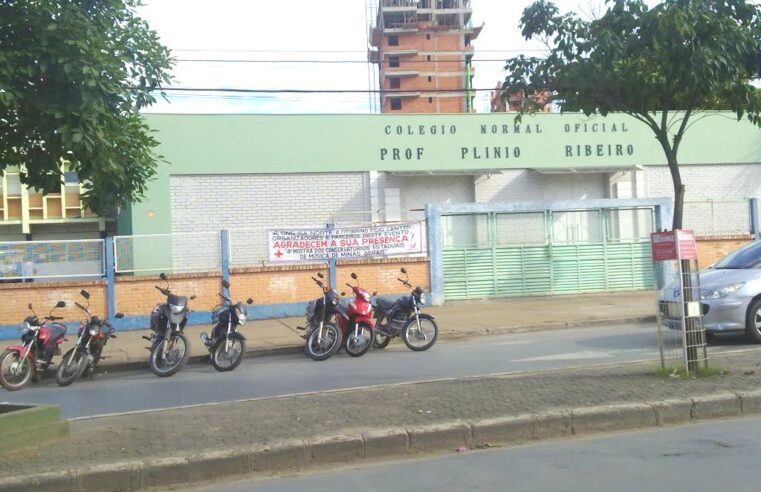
[667,153,685,230]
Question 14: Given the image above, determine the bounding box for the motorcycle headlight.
[170,303,184,314]
[89,327,100,337]
[237,309,247,325]
[418,296,426,305]
[701,282,746,300]
[20,321,31,336]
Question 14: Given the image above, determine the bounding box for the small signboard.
[650,229,698,261]
[269,222,424,262]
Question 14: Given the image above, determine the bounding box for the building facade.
[0,166,109,242]
[119,112,760,274]
[369,0,481,113]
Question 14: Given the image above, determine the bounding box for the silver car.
[699,240,761,341]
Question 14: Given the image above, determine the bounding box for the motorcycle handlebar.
[75,302,88,312]
[46,316,63,321]
[312,277,323,287]
[155,285,170,295]
[397,277,412,287]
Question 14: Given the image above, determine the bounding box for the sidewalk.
[81,290,656,370]
[1,349,759,491]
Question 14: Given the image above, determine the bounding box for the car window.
[714,240,761,269]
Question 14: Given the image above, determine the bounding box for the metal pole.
[750,198,760,240]
[105,237,116,319]
[220,230,231,299]
[327,223,337,289]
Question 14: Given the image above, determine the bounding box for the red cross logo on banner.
[274,250,284,258]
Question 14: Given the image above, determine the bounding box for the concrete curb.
[2,388,758,492]
[92,315,656,375]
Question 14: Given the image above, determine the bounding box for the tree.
[502,0,761,229]
[0,0,173,214]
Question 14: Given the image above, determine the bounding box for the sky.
[135,0,630,114]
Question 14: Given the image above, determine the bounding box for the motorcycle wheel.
[0,349,34,391]
[56,348,88,387]
[149,332,190,377]
[402,316,438,352]
[344,324,373,358]
[374,332,391,349]
[211,335,245,372]
[305,323,342,361]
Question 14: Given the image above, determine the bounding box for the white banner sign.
[268,222,424,262]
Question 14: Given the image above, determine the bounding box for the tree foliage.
[0,0,173,214]
[503,0,761,229]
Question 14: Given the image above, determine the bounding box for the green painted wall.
[129,112,761,236]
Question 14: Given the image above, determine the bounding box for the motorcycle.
[373,268,438,352]
[201,279,252,372]
[336,272,376,357]
[56,289,124,386]
[144,272,195,377]
[0,300,67,391]
[299,272,343,361]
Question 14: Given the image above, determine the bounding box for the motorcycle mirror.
[400,267,407,274]
[115,313,125,319]
[351,273,358,280]
[159,273,168,280]
[190,295,197,300]
[340,292,346,296]
[246,298,253,304]
[80,289,90,300]
[221,279,230,289]
[372,291,378,296]
[56,301,66,308]
[317,272,324,279]
[28,303,33,310]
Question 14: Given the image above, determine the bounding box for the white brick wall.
[170,173,369,266]
[474,170,608,203]
[644,165,760,235]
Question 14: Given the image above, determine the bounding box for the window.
[388,35,399,47]
[427,55,431,61]
[389,56,400,68]
[428,76,432,82]
[428,97,433,103]
[390,99,402,110]
[389,78,401,89]
[64,171,79,183]
[426,34,431,40]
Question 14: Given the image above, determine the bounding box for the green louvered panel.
[442,249,468,299]
[443,217,653,300]
[606,241,654,290]
[462,248,497,298]
[442,248,496,299]
[495,246,552,296]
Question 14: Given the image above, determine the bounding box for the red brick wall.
[696,236,753,268]
[337,258,430,296]
[1,259,431,324]
[0,280,107,326]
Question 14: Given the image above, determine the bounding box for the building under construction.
[368,0,482,113]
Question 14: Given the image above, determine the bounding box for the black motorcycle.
[299,272,343,361]
[144,273,195,377]
[201,279,252,372]
[56,289,124,386]
[373,268,438,351]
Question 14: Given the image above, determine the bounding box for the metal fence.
[113,232,221,275]
[683,200,751,236]
[0,239,104,281]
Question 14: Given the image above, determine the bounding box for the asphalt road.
[1,323,756,419]
[187,415,761,492]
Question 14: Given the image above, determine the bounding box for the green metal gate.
[442,208,654,300]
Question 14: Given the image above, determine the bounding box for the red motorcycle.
[336,272,376,357]
[0,300,67,391]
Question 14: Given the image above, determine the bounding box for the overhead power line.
[160,87,501,94]
[175,58,514,64]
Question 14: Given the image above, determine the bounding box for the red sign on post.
[650,229,697,261]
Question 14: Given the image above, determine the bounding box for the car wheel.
[745,299,761,343]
